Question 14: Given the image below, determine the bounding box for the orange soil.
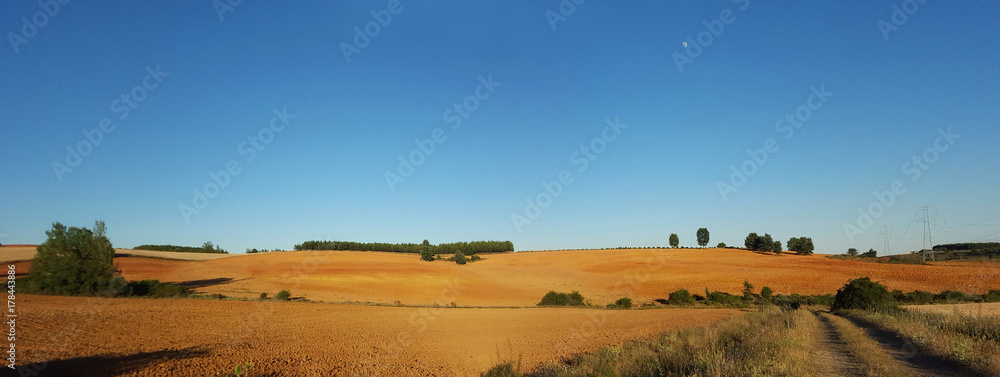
[17,294,737,376]
[52,248,1000,307]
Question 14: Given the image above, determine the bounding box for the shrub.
[760,286,774,303]
[609,297,632,309]
[717,242,727,248]
[420,248,434,262]
[706,291,746,307]
[935,290,977,304]
[454,251,467,265]
[470,254,482,261]
[787,237,815,255]
[276,290,291,301]
[124,280,190,298]
[667,289,695,305]
[537,291,585,306]
[832,277,896,312]
[847,248,858,257]
[259,292,268,300]
[481,362,519,377]
[862,249,877,257]
[985,290,1000,302]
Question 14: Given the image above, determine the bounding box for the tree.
[696,228,710,247]
[420,247,435,262]
[454,250,467,265]
[773,240,782,255]
[667,289,695,305]
[788,237,815,255]
[202,241,214,252]
[760,286,774,303]
[847,248,858,257]
[717,242,727,248]
[832,277,896,312]
[27,221,121,295]
[276,290,291,301]
[754,233,774,251]
[862,249,878,258]
[669,233,679,248]
[422,239,430,247]
[745,233,760,250]
[610,297,632,309]
[742,280,755,301]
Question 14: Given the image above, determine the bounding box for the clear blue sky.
[2,1,999,255]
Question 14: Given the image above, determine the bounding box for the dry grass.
[489,307,821,377]
[0,245,234,263]
[819,312,914,377]
[843,309,1000,375]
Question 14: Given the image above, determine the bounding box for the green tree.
[454,250,467,265]
[759,233,774,252]
[847,248,858,257]
[787,237,815,255]
[696,228,710,247]
[422,239,430,247]
[667,289,695,305]
[832,277,897,312]
[669,233,679,248]
[760,286,774,303]
[27,221,121,295]
[276,290,291,301]
[745,233,760,250]
[862,249,878,257]
[717,242,727,248]
[742,280,755,301]
[773,240,782,255]
[420,247,434,262]
[611,297,632,309]
[202,241,214,252]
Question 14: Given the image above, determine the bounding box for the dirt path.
[841,315,977,377]
[810,311,863,377]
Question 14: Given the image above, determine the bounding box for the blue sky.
[2,1,998,255]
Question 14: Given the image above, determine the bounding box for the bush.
[706,291,746,307]
[26,221,120,296]
[986,290,1000,303]
[537,291,585,306]
[760,286,774,302]
[667,289,695,305]
[124,280,190,298]
[454,251,467,265]
[832,277,897,312]
[935,290,977,304]
[259,292,268,300]
[787,237,815,255]
[717,242,727,248]
[608,297,632,309]
[420,248,434,262]
[276,290,291,301]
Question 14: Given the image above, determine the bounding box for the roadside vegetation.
[293,239,514,254]
[485,307,818,376]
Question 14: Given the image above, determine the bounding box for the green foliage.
[26,221,121,295]
[787,237,815,255]
[233,362,252,377]
[134,244,229,254]
[276,290,291,301]
[706,291,746,307]
[608,297,632,309]
[760,286,774,302]
[667,289,695,305]
[987,290,1000,303]
[537,291,585,306]
[832,277,897,312]
[862,248,878,257]
[760,233,775,253]
[259,292,268,300]
[772,293,834,309]
[933,242,1000,255]
[742,280,755,301]
[419,247,435,261]
[717,242,727,248]
[124,279,190,298]
[481,362,519,377]
[744,232,760,251]
[293,240,514,254]
[669,233,679,248]
[454,250,467,265]
[847,248,858,257]
[696,228,710,247]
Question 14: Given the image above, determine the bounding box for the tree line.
[933,242,1000,255]
[292,239,514,254]
[133,241,228,254]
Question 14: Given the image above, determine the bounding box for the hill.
[12,247,991,307]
